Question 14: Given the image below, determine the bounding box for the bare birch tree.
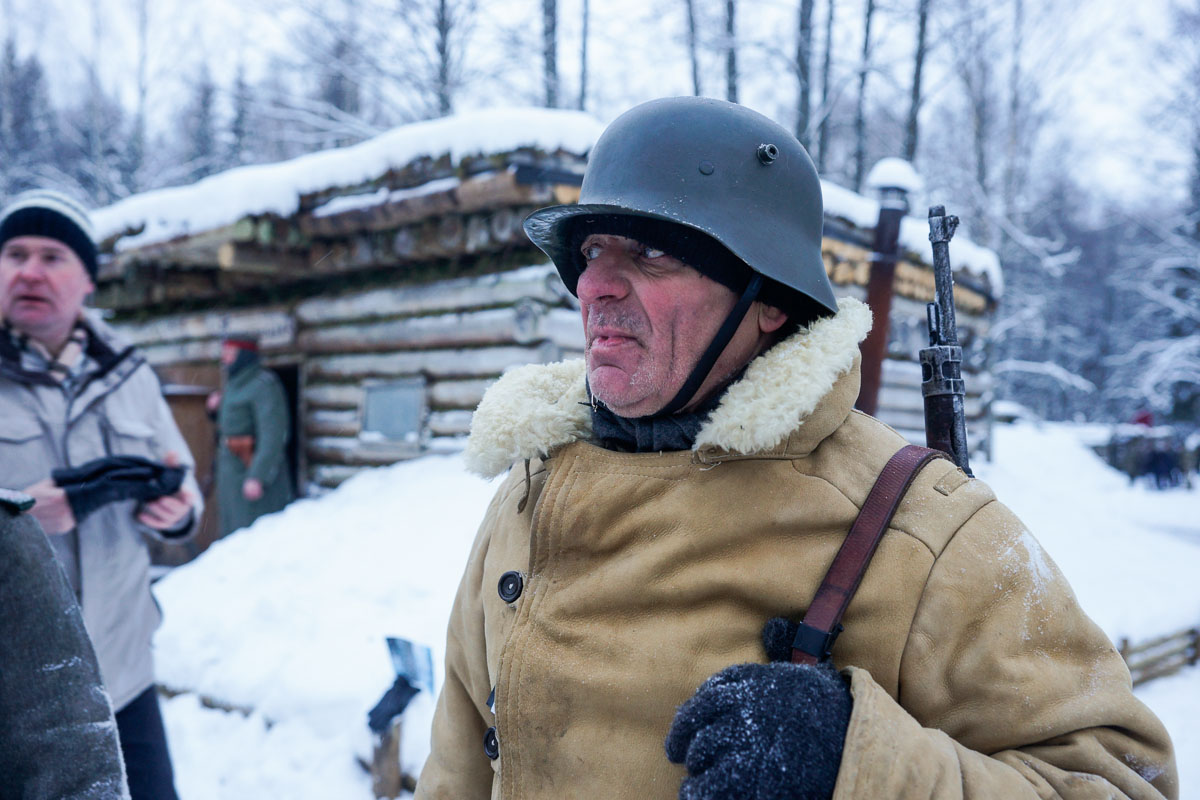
[902,0,931,161]
[684,0,702,95]
[579,0,589,110]
[796,0,814,145]
[543,0,558,107]
[725,0,738,102]
[851,0,876,191]
[127,0,149,192]
[816,0,836,171]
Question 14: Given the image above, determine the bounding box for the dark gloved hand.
[51,456,185,525]
[367,675,420,734]
[761,615,803,663]
[664,618,852,800]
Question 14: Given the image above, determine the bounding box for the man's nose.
[13,259,45,280]
[576,253,631,304]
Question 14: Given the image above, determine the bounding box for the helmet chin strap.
[656,273,763,417]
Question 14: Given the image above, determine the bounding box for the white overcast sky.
[3,0,1191,203]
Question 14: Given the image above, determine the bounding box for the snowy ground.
[154,421,1200,797]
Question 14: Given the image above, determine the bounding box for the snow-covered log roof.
[91,105,1002,297]
[821,181,1003,296]
[92,107,604,253]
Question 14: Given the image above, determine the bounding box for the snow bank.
[154,453,496,785]
[163,693,372,798]
[975,422,1200,638]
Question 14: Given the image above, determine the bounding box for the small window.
[362,377,427,444]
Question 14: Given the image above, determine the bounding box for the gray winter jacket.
[0,310,202,711]
[0,489,131,799]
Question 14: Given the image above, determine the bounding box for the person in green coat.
[210,337,294,537]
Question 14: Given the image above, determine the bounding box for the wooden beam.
[429,410,473,436]
[306,436,421,466]
[310,464,371,488]
[823,237,991,313]
[306,384,363,410]
[114,308,295,348]
[217,243,312,276]
[429,378,495,409]
[307,343,561,381]
[297,303,556,354]
[305,409,361,438]
[294,265,569,325]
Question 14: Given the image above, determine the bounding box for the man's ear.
[756,301,789,335]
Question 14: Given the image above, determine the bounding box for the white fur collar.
[464,297,872,478]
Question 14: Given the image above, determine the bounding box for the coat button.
[497,571,524,603]
[483,726,500,760]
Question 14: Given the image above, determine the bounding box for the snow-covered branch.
[988,295,1046,341]
[990,208,1080,277]
[993,359,1097,393]
[1136,284,1200,324]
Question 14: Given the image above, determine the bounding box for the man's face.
[220,342,241,366]
[578,233,771,418]
[0,235,94,343]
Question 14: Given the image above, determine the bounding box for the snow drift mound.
[153,453,495,780]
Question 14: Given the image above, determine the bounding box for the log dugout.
[292,269,576,481]
[298,298,585,355]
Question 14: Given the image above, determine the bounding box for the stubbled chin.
[587,364,662,416]
[588,363,632,401]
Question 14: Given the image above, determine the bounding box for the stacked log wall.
[115,265,586,490]
[117,260,991,491]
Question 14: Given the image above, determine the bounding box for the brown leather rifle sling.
[791,444,951,666]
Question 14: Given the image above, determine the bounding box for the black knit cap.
[565,214,826,329]
[0,190,98,280]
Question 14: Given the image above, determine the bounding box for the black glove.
[761,615,802,663]
[367,675,420,734]
[51,455,185,525]
[664,619,852,800]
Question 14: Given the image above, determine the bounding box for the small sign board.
[387,636,435,696]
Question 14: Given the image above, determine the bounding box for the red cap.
[222,337,259,352]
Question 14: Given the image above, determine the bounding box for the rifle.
[791,207,975,666]
[921,206,973,476]
[790,207,976,667]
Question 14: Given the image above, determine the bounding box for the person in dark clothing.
[0,487,131,800]
[209,337,294,537]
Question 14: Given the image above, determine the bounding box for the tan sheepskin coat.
[416,298,1176,800]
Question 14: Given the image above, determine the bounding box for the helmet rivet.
[757,143,779,165]
[698,160,715,176]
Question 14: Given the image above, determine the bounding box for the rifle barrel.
[921,205,972,476]
[927,205,960,348]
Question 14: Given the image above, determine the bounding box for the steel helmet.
[524,95,837,317]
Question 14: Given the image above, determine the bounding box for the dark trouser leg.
[115,686,180,800]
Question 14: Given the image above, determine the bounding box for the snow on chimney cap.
[865,158,924,195]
